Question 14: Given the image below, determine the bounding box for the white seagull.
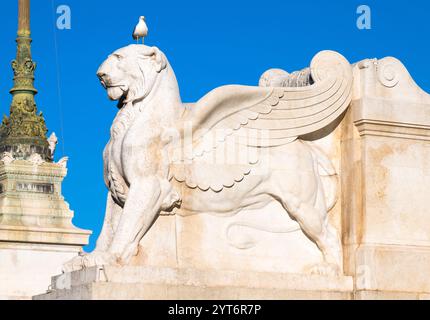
[132,16,148,44]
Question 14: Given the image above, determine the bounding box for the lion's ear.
[136,46,167,73]
[150,47,167,73]
[136,46,167,74]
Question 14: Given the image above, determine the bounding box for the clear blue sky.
[0,0,429,251]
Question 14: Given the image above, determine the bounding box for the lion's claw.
[63,251,117,273]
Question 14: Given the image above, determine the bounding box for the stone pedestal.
[0,159,91,299]
[34,203,353,300]
[33,266,353,300]
[341,57,430,299]
[34,55,430,301]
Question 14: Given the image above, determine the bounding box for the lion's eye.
[113,54,123,61]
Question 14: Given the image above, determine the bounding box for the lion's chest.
[103,134,129,203]
[105,137,124,172]
[103,107,138,203]
[106,105,139,166]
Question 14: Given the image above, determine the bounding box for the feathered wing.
[169,50,353,192]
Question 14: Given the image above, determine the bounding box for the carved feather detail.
[170,50,353,192]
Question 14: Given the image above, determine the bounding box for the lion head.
[97,44,167,105]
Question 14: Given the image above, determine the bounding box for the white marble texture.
[63,45,353,277]
[44,20,430,300]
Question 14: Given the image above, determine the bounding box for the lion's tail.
[226,222,301,250]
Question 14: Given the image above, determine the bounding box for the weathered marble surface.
[0,157,91,299]
[42,22,430,300]
[34,266,353,300]
[64,45,353,278]
[341,57,430,298]
[0,244,82,299]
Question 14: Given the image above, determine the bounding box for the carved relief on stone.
[28,153,44,165]
[377,58,400,88]
[57,156,68,168]
[64,35,353,277]
[0,152,15,165]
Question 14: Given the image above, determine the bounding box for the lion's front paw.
[63,251,118,273]
[82,251,118,268]
[63,254,86,273]
[308,262,341,277]
[161,190,182,211]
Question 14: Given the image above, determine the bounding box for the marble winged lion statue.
[64,43,353,275]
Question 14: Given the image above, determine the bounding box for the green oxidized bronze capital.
[0,0,50,161]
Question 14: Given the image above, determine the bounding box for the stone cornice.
[354,118,430,141]
[0,161,67,179]
[0,224,91,247]
[352,95,430,141]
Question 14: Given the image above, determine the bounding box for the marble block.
[341,57,430,298]
[38,32,430,300]
[0,159,91,299]
[131,204,324,275]
[34,266,353,300]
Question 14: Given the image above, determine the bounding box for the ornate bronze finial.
[0,0,50,161]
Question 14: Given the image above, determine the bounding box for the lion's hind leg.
[274,191,342,276]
